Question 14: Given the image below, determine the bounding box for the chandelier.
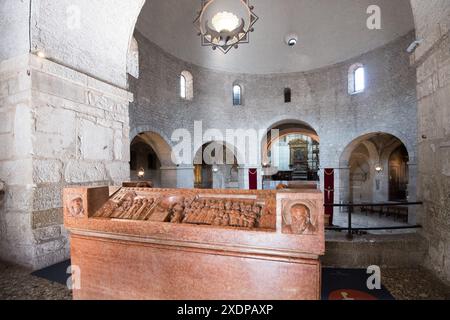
[194,0,259,54]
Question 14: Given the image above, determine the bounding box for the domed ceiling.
[136,0,414,74]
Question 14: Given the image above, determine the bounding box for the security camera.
[406,39,423,54]
[285,34,298,47]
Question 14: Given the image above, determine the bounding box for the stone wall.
[0,0,30,62]
[0,54,132,269]
[1,0,145,88]
[130,30,418,201]
[411,0,450,284]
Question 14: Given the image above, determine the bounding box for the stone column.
[159,167,178,188]
[176,165,194,189]
[334,165,351,209]
[160,166,194,189]
[407,161,418,225]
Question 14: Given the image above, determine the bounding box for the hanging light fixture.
[194,0,259,54]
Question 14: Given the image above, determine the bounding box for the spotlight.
[36,51,46,58]
[137,168,145,179]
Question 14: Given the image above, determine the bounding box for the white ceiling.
[136,0,414,74]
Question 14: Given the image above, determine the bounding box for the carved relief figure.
[67,195,84,218]
[112,191,138,218]
[170,203,185,223]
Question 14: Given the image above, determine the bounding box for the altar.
[64,185,324,300]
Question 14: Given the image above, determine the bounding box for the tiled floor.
[0,260,448,300]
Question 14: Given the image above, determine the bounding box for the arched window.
[233,84,242,106]
[284,88,292,103]
[348,63,365,94]
[180,74,186,99]
[180,71,193,100]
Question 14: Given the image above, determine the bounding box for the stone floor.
[0,260,448,300]
[382,268,450,300]
[0,261,71,300]
[333,209,414,235]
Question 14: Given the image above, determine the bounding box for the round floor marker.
[329,289,378,300]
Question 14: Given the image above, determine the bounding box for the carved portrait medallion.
[67,195,84,218]
[282,200,318,235]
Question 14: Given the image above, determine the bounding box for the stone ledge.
[29,54,133,103]
[322,231,428,269]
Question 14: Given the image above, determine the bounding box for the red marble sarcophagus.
[64,186,324,300]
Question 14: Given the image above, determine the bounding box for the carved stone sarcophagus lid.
[91,187,275,231]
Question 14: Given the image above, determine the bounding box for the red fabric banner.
[249,168,258,190]
[324,168,335,225]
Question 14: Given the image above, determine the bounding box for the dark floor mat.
[322,268,395,300]
[31,261,394,300]
[31,260,71,286]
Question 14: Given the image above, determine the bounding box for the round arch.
[261,119,320,185]
[194,140,246,166]
[338,132,412,205]
[193,141,242,189]
[131,130,175,167]
[339,131,412,167]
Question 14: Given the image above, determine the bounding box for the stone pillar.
[0,55,34,268]
[407,161,418,225]
[176,165,194,189]
[0,54,133,270]
[160,166,194,189]
[410,1,450,284]
[334,166,351,209]
[159,167,178,188]
[238,167,248,190]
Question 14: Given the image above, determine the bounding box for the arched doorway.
[193,141,240,189]
[262,120,320,189]
[130,131,175,187]
[337,132,414,227]
[130,137,162,186]
[341,133,410,204]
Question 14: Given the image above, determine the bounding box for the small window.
[180,71,193,100]
[180,75,186,99]
[354,67,365,92]
[348,63,365,94]
[233,84,242,106]
[284,88,292,103]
